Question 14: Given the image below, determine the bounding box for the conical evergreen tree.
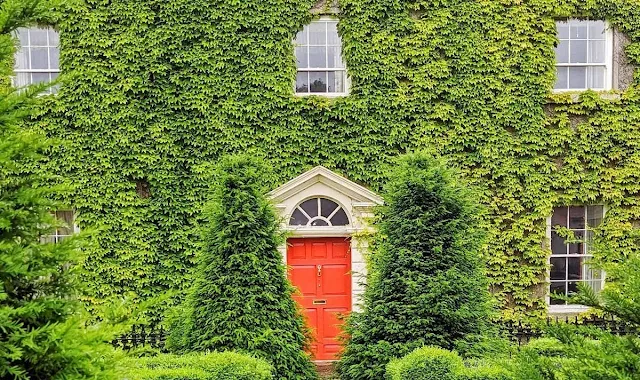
[338,153,493,380]
[0,1,120,378]
[170,155,317,380]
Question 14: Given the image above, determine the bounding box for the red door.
[287,237,351,360]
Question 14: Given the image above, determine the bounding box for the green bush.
[123,352,273,380]
[387,346,464,380]
[166,155,316,380]
[339,153,493,380]
[0,1,122,378]
[454,334,515,360]
[520,338,566,357]
[457,365,514,380]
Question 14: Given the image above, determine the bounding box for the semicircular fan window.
[290,197,349,227]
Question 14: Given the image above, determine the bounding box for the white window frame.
[13,27,60,93]
[553,19,614,93]
[294,16,349,97]
[546,205,606,314]
[42,210,78,244]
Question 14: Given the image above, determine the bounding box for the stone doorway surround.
[268,166,383,311]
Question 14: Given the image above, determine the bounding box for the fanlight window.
[290,197,349,227]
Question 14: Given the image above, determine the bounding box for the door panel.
[287,237,351,360]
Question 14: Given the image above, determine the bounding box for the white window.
[14,27,60,94]
[554,19,612,91]
[42,210,75,244]
[289,197,349,226]
[294,18,348,96]
[548,206,604,308]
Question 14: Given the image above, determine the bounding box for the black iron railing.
[501,314,639,346]
[111,324,168,351]
[112,315,638,351]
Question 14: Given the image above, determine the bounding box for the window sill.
[548,305,590,315]
[295,92,349,98]
[547,90,622,104]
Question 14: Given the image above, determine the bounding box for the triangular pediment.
[268,166,383,206]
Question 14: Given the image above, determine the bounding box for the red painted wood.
[287,237,351,360]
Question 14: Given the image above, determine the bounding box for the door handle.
[317,264,322,277]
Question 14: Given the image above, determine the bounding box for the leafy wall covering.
[25,0,640,319]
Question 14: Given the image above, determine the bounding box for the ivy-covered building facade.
[15,0,640,331]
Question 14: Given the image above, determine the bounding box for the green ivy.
[20,0,640,319]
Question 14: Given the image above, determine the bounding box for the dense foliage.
[453,253,640,380]
[338,153,493,380]
[166,156,316,380]
[122,352,273,380]
[0,1,121,378]
[386,346,512,380]
[23,0,640,318]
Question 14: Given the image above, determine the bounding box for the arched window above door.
[290,197,349,227]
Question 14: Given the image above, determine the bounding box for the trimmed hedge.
[123,352,273,380]
[457,366,514,380]
[387,346,464,380]
[387,346,514,380]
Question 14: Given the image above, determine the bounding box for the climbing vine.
[20,0,640,319]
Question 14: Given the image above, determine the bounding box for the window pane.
[32,72,50,84]
[551,231,567,255]
[568,231,585,255]
[29,29,48,46]
[550,282,566,305]
[570,22,588,39]
[589,21,606,39]
[290,208,308,225]
[14,73,30,87]
[551,206,568,227]
[569,206,585,229]
[309,72,327,93]
[294,29,307,45]
[49,29,59,45]
[309,47,327,68]
[330,208,349,226]
[567,257,583,280]
[57,210,74,225]
[555,40,569,63]
[567,281,579,295]
[327,22,339,45]
[588,66,605,89]
[308,22,326,45]
[328,71,345,93]
[589,40,605,63]
[569,40,588,63]
[17,28,29,45]
[557,22,570,39]
[49,47,60,70]
[327,46,343,68]
[568,66,586,88]
[30,48,49,69]
[296,72,309,93]
[296,46,308,68]
[550,257,566,280]
[299,198,319,217]
[15,48,29,70]
[587,206,603,228]
[554,67,568,90]
[320,198,339,218]
[50,72,60,93]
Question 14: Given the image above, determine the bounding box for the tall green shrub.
[167,155,317,380]
[338,153,493,380]
[0,1,121,378]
